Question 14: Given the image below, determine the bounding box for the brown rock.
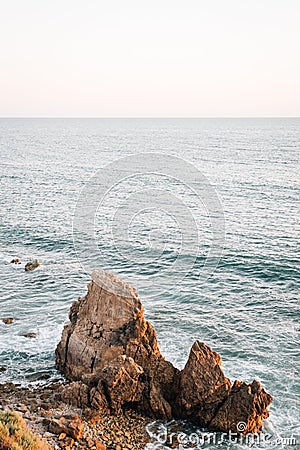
[1,317,14,324]
[92,355,144,413]
[56,271,159,383]
[56,270,177,419]
[59,381,90,409]
[47,416,84,440]
[89,383,110,414]
[16,403,28,413]
[175,340,232,426]
[209,379,273,434]
[95,442,106,450]
[25,260,40,271]
[11,258,21,264]
[56,270,272,433]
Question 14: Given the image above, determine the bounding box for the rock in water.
[175,340,232,427]
[209,379,272,434]
[11,258,21,264]
[176,342,272,433]
[56,270,272,434]
[21,332,37,338]
[2,317,14,324]
[25,260,40,271]
[56,270,177,419]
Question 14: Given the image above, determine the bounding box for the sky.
[0,0,300,117]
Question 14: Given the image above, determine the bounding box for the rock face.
[56,270,272,434]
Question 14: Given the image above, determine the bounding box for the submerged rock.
[25,260,40,271]
[56,270,272,434]
[21,332,37,338]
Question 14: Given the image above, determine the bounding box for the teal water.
[0,118,299,448]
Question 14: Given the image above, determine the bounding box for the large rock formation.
[56,270,272,434]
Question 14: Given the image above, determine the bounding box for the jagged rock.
[56,270,177,419]
[56,270,272,434]
[209,379,273,434]
[25,260,40,271]
[175,340,232,426]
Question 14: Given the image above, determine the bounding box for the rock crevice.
[56,270,272,434]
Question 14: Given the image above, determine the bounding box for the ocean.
[0,118,299,448]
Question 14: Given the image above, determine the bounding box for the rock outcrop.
[56,270,272,434]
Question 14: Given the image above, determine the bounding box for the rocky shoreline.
[0,382,150,449]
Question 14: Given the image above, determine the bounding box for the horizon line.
[0,116,300,119]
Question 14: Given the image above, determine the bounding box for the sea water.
[0,118,299,448]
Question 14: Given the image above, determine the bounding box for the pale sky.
[1,0,299,117]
